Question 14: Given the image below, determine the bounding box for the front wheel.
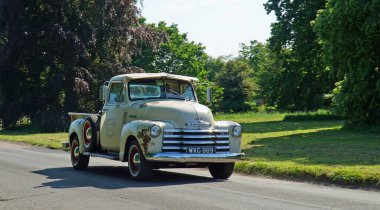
[127,140,153,180]
[70,136,89,170]
[208,163,235,179]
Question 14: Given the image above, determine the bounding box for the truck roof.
[110,73,199,83]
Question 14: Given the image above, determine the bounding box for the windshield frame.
[127,78,196,102]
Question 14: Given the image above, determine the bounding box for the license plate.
[186,146,216,154]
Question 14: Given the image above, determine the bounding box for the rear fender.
[68,119,85,153]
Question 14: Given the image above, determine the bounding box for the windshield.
[128,79,196,101]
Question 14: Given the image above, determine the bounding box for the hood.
[128,100,215,129]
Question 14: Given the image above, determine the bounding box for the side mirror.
[99,81,109,102]
[206,87,212,104]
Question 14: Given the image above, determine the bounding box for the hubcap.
[83,121,91,147]
[74,146,80,159]
[129,145,141,176]
[133,153,141,167]
[71,140,79,165]
[85,127,92,141]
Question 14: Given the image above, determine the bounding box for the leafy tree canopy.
[215,59,255,113]
[132,20,225,110]
[133,20,207,77]
[0,0,165,130]
[264,0,333,111]
[239,40,282,107]
[314,0,380,124]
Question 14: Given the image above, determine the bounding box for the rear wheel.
[70,135,89,170]
[208,163,235,179]
[127,140,153,180]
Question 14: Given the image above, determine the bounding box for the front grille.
[162,129,230,153]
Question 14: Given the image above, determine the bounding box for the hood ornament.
[185,119,211,127]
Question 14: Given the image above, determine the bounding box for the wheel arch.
[68,119,85,153]
[69,132,78,144]
[122,135,137,162]
[119,120,169,162]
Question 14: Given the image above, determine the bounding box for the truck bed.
[68,112,99,121]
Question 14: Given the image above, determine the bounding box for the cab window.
[108,82,124,103]
[165,80,195,101]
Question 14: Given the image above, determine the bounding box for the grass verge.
[0,128,66,149]
[215,112,380,188]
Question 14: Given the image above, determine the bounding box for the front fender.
[215,121,242,153]
[68,119,85,153]
[119,120,174,161]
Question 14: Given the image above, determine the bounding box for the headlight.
[149,125,161,137]
[231,125,242,137]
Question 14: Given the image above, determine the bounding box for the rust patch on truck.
[137,128,151,152]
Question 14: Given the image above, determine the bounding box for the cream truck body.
[65,73,244,180]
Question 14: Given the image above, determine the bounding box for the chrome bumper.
[146,152,245,163]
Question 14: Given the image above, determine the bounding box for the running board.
[82,152,119,160]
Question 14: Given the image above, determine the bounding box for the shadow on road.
[32,166,220,189]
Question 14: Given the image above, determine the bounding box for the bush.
[216,60,257,113]
[32,110,68,132]
[283,110,344,121]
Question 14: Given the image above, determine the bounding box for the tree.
[132,21,225,110]
[264,0,333,111]
[239,40,282,107]
[216,59,254,112]
[0,0,165,130]
[314,0,380,124]
[133,21,207,77]
[205,56,229,82]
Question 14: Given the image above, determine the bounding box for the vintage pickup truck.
[64,73,244,180]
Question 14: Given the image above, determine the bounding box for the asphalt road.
[0,141,379,210]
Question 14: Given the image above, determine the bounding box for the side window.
[108,83,124,104]
[180,83,195,101]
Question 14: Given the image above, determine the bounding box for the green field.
[215,112,380,187]
[1,112,379,187]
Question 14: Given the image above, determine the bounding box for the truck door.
[100,81,125,152]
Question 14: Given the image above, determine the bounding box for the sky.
[141,0,276,57]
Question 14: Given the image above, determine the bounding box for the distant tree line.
[0,0,379,131]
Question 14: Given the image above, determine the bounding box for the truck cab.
[66,73,244,180]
